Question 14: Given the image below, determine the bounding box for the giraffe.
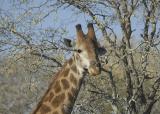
[32,23,106,114]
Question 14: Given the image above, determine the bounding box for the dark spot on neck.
[44,92,54,102]
[39,104,51,113]
[63,68,70,77]
[51,93,65,108]
[52,111,58,114]
[54,81,61,93]
[61,79,70,90]
[71,65,77,73]
[70,73,78,86]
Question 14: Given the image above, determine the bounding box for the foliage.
[0,0,160,114]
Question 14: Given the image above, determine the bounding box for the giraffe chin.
[88,67,100,76]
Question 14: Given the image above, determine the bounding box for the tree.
[0,0,160,114]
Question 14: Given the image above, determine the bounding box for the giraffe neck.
[32,54,85,114]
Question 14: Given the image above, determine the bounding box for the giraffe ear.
[98,47,107,56]
[63,38,76,48]
[87,23,96,40]
[64,38,72,47]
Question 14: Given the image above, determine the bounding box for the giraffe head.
[65,23,106,76]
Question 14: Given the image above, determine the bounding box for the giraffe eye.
[77,49,82,53]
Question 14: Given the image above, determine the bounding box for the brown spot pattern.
[51,93,65,108]
[70,73,77,86]
[39,104,51,113]
[61,79,70,90]
[52,111,58,114]
[63,68,70,77]
[54,81,61,93]
[44,92,54,102]
[71,65,77,73]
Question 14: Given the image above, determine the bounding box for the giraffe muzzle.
[88,66,101,76]
[88,62,101,76]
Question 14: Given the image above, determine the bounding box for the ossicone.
[76,24,84,41]
[87,23,96,40]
